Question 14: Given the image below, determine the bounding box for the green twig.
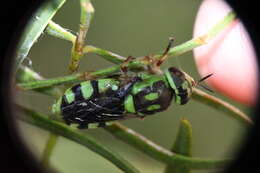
[17,66,252,126]
[16,66,62,167]
[105,123,230,169]
[16,66,62,97]
[15,0,66,71]
[46,20,76,42]
[19,106,140,173]
[154,11,237,63]
[41,133,58,167]
[44,11,237,67]
[70,0,94,72]
[165,119,192,173]
[17,62,145,91]
[17,67,247,170]
[83,45,126,64]
[192,88,253,125]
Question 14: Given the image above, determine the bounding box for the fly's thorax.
[124,75,173,115]
[164,67,195,105]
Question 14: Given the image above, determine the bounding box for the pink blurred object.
[193,0,258,106]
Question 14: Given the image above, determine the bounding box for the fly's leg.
[115,76,142,99]
[120,56,135,74]
[156,37,174,66]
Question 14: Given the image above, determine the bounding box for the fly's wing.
[65,96,126,123]
[62,76,142,125]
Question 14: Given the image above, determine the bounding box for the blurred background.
[16,0,252,172]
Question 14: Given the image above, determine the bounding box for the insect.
[52,66,212,129]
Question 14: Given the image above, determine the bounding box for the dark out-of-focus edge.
[224,0,260,172]
[0,0,259,173]
[0,0,46,172]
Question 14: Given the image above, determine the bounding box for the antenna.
[197,73,214,93]
[198,73,213,83]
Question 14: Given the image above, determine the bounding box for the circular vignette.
[193,0,258,106]
[0,0,259,173]
[0,0,47,173]
[223,0,260,172]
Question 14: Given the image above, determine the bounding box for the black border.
[0,0,259,172]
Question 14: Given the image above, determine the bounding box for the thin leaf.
[15,0,66,71]
[165,119,192,173]
[105,123,230,169]
[19,106,140,173]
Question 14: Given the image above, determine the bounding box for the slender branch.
[18,104,229,170]
[17,66,252,126]
[105,123,230,169]
[19,106,140,173]
[165,119,192,173]
[17,63,145,90]
[154,11,237,62]
[83,45,126,64]
[16,66,62,167]
[192,88,253,125]
[46,20,76,42]
[16,66,62,97]
[41,133,58,167]
[15,0,66,71]
[44,11,237,68]
[70,0,94,72]
[17,67,249,170]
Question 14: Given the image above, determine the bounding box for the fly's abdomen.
[53,79,121,125]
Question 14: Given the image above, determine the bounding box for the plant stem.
[16,66,62,97]
[164,119,192,173]
[83,45,126,64]
[17,63,145,90]
[46,21,76,42]
[105,123,230,169]
[16,66,62,167]
[17,67,248,170]
[41,133,58,167]
[69,0,94,72]
[192,88,253,125]
[154,11,237,62]
[44,11,237,67]
[17,66,252,126]
[19,106,140,173]
[15,0,66,71]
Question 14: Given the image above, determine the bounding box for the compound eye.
[168,67,184,78]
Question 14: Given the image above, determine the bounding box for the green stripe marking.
[124,95,136,113]
[65,89,75,104]
[164,69,178,94]
[88,123,99,129]
[175,95,181,104]
[144,92,159,101]
[147,104,161,111]
[80,81,93,99]
[98,79,119,93]
[105,121,115,126]
[132,76,165,95]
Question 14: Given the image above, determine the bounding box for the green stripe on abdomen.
[144,92,159,101]
[124,95,136,113]
[98,79,119,93]
[64,89,75,104]
[80,81,93,99]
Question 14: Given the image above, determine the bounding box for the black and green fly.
[52,39,212,129]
